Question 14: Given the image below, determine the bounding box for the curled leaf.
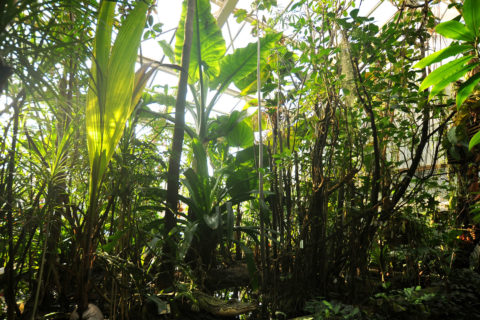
[469,130,480,150]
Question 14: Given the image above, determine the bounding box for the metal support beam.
[211,0,267,29]
[137,55,257,101]
[215,0,239,28]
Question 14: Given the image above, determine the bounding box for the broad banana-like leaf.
[226,168,255,201]
[86,1,150,193]
[225,144,269,199]
[175,0,226,84]
[234,144,269,168]
[206,110,248,141]
[236,68,269,96]
[209,33,282,93]
[226,120,254,148]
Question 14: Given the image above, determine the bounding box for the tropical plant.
[79,0,153,312]
[173,0,280,159]
[161,0,279,275]
[261,2,455,313]
[3,0,477,318]
[0,1,98,317]
[414,0,480,149]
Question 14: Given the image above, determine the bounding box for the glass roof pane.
[355,0,397,26]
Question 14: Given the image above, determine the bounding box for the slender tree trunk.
[4,90,24,320]
[235,205,243,260]
[255,7,268,316]
[161,0,195,289]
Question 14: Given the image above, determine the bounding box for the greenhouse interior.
[2,0,480,319]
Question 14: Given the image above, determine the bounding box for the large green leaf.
[236,67,269,96]
[225,144,270,199]
[418,55,473,95]
[209,33,281,92]
[463,0,480,36]
[428,61,478,99]
[234,144,269,168]
[175,0,226,84]
[435,20,475,42]
[94,1,115,105]
[226,120,254,148]
[206,110,251,143]
[413,44,472,69]
[457,72,480,108]
[226,168,255,200]
[86,1,149,193]
[85,1,115,177]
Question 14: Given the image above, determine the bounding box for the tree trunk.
[161,0,195,289]
[4,91,24,320]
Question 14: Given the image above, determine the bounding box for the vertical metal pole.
[256,2,267,304]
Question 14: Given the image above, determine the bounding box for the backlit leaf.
[428,62,478,99]
[226,120,254,148]
[463,0,480,36]
[413,44,472,69]
[419,55,473,91]
[158,40,175,63]
[435,20,475,42]
[86,1,150,194]
[175,0,226,83]
[210,33,282,92]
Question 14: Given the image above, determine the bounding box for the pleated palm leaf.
[79,0,153,311]
[86,0,153,203]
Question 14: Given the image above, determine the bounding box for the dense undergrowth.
[301,269,480,320]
